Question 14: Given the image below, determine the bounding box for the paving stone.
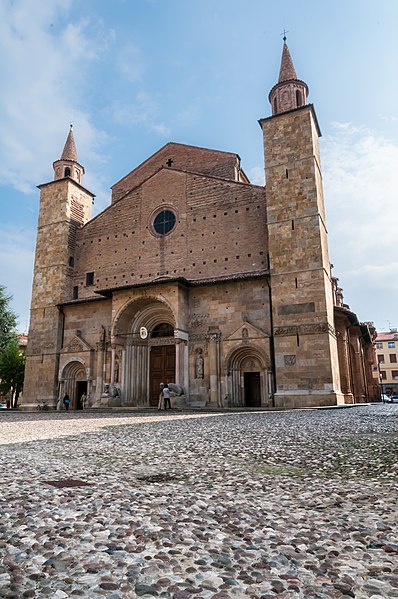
[0,405,397,598]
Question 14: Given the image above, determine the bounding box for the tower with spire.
[269,38,308,115]
[23,128,94,409]
[53,125,85,184]
[259,39,344,407]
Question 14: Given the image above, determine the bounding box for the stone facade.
[22,42,378,410]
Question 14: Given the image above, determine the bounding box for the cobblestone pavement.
[0,405,397,599]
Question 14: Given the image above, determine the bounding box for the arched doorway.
[149,323,175,406]
[227,347,269,407]
[61,361,87,410]
[113,298,177,406]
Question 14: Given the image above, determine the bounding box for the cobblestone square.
[0,405,397,598]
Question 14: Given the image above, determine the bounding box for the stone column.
[336,322,353,402]
[95,342,105,401]
[110,341,116,385]
[183,342,189,400]
[175,340,180,385]
[207,331,221,406]
[349,329,365,402]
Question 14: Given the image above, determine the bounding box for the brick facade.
[22,42,378,410]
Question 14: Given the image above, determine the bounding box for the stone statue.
[168,383,184,396]
[108,384,120,398]
[195,350,204,379]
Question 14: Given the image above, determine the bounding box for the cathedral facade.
[22,42,379,410]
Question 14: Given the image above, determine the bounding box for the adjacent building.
[375,329,398,396]
[22,40,379,410]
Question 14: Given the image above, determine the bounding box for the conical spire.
[60,125,78,162]
[268,39,309,116]
[53,125,84,184]
[278,42,298,83]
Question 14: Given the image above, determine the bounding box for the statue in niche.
[99,325,106,348]
[242,327,248,340]
[195,349,204,379]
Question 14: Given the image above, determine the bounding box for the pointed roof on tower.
[267,38,309,117]
[278,41,298,83]
[53,125,85,183]
[60,125,78,162]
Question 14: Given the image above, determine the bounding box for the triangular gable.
[61,335,93,354]
[111,142,240,204]
[224,321,269,342]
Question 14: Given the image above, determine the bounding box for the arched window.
[64,167,71,177]
[151,323,174,338]
[296,89,302,107]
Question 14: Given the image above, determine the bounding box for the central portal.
[150,345,176,406]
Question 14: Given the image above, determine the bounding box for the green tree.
[0,285,17,351]
[0,340,25,408]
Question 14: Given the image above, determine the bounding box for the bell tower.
[22,128,94,409]
[260,40,344,408]
[269,37,308,115]
[53,125,85,185]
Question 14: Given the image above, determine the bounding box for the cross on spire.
[281,29,289,42]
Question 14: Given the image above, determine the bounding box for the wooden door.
[244,372,261,407]
[150,345,176,406]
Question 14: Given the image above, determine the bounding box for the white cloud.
[117,42,144,82]
[322,123,398,327]
[110,92,170,136]
[0,0,109,195]
[0,226,35,332]
[248,165,264,186]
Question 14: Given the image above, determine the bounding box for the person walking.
[162,384,171,410]
[63,393,71,411]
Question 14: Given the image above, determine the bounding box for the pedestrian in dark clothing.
[63,394,71,411]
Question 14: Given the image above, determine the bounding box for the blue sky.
[1,0,397,333]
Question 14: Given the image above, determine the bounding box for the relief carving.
[206,332,221,342]
[66,338,84,353]
[274,323,336,336]
[274,326,298,336]
[284,355,296,366]
[189,334,207,343]
[190,314,209,329]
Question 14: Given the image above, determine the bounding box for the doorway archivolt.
[60,359,87,410]
[112,297,178,406]
[227,346,269,407]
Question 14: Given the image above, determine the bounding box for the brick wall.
[111,143,241,203]
[72,169,267,300]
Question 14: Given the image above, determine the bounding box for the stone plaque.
[284,355,296,366]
